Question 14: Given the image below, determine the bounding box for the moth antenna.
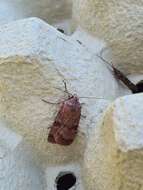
[52,81,72,97]
[96,53,113,71]
[63,79,68,92]
[79,96,106,99]
[99,47,113,66]
[62,80,73,98]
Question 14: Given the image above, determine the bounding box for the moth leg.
[78,130,85,137]
[48,134,56,144]
[80,102,86,118]
[42,99,61,104]
[81,114,86,119]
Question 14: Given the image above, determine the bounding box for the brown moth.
[47,95,81,145]
[43,81,81,146]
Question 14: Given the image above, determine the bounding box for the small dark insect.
[96,54,142,93]
[57,28,65,34]
[77,40,82,45]
[43,81,81,146]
